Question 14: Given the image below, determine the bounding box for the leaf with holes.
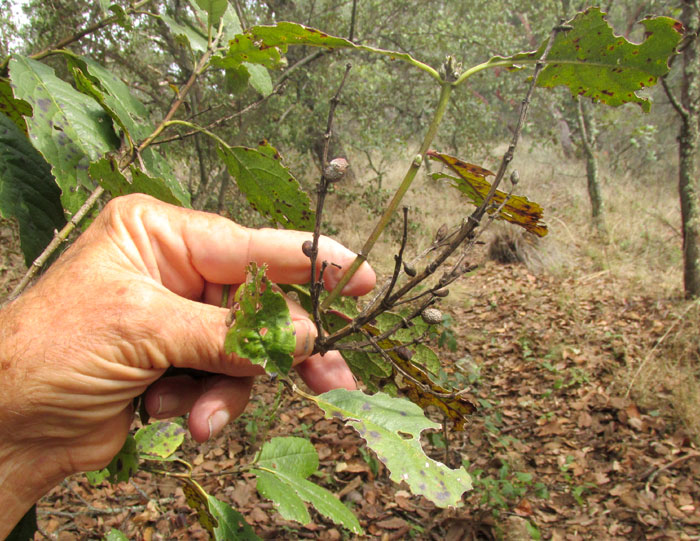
[486,8,682,112]
[253,437,363,534]
[428,150,547,237]
[311,389,472,507]
[224,263,296,376]
[218,141,314,230]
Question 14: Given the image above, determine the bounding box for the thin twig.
[381,207,411,308]
[27,0,156,61]
[7,186,105,301]
[306,63,352,334]
[318,23,565,349]
[643,451,700,489]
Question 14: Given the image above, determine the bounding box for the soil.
[23,260,700,540]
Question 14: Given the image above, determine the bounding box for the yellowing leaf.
[428,150,547,237]
[364,325,476,430]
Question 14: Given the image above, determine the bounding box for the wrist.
[0,441,67,538]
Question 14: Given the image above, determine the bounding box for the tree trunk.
[679,1,700,298]
[576,96,606,234]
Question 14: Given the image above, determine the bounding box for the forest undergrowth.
[1,143,698,539]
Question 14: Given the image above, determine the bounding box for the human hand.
[0,194,375,534]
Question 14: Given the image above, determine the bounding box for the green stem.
[162,119,231,149]
[320,82,453,310]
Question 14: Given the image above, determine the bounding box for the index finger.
[105,195,376,298]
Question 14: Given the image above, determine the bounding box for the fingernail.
[208,410,230,439]
[157,393,179,416]
[294,319,316,358]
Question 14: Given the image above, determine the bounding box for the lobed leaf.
[218,141,314,231]
[134,420,186,460]
[313,389,472,507]
[252,437,362,534]
[486,8,682,112]
[0,112,66,266]
[428,150,547,237]
[224,263,296,375]
[9,55,120,215]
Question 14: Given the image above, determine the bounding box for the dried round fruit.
[421,307,443,325]
[433,288,450,298]
[323,157,349,183]
[302,240,314,257]
[403,263,417,277]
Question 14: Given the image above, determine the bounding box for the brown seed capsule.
[323,157,349,183]
[434,224,448,243]
[421,307,443,325]
[433,288,450,298]
[403,263,417,277]
[510,169,520,186]
[302,240,314,257]
[396,346,413,362]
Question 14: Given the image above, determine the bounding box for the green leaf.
[0,79,31,135]
[243,22,422,67]
[487,8,682,112]
[103,529,129,541]
[212,35,285,70]
[209,495,261,540]
[89,157,190,207]
[255,470,311,524]
[224,263,295,375]
[109,4,132,31]
[253,437,362,534]
[0,112,66,266]
[193,0,229,28]
[85,436,139,485]
[257,436,319,478]
[9,55,120,214]
[66,55,188,204]
[218,142,314,230]
[134,420,186,460]
[245,63,273,96]
[161,13,208,53]
[312,389,472,507]
[182,477,260,540]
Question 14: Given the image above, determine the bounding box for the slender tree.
[664,0,700,298]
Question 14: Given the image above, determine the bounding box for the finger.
[143,376,201,418]
[295,350,357,394]
[187,376,253,442]
[102,195,375,299]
